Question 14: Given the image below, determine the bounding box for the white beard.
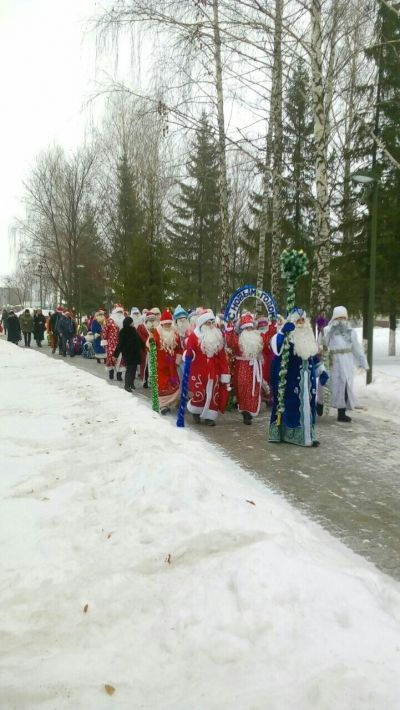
[239,329,263,359]
[132,315,141,329]
[110,311,124,329]
[157,325,177,354]
[289,322,318,360]
[176,318,189,337]
[200,326,224,357]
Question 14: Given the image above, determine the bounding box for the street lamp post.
[76,264,85,324]
[351,174,378,385]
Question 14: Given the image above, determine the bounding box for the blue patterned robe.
[269,341,320,447]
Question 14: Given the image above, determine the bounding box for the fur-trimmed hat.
[160,309,173,325]
[239,313,255,330]
[257,316,269,329]
[145,310,157,322]
[112,304,124,313]
[173,304,188,320]
[287,307,306,323]
[331,306,348,321]
[197,310,215,329]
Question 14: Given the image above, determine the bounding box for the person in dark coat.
[6,311,21,345]
[19,309,34,347]
[33,309,47,347]
[114,316,145,392]
[49,308,63,354]
[57,311,77,357]
[1,308,8,335]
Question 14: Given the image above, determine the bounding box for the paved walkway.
[38,347,400,581]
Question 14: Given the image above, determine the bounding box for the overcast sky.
[0,0,102,278]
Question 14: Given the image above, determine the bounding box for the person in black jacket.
[49,308,63,353]
[114,316,145,392]
[33,309,47,347]
[6,311,21,345]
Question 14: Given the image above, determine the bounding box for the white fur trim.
[197,311,215,330]
[220,373,230,384]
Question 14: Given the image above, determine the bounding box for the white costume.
[323,306,369,410]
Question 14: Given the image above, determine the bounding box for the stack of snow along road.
[1,338,400,710]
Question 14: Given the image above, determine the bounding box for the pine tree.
[241,63,314,309]
[368,3,400,346]
[282,61,315,308]
[353,4,400,350]
[166,113,221,309]
[240,190,271,289]
[110,153,146,307]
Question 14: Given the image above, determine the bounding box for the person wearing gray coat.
[19,309,34,347]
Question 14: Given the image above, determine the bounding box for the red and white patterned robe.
[151,329,183,407]
[102,317,125,371]
[226,331,264,416]
[185,332,230,422]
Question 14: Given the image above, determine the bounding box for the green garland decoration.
[149,339,160,413]
[276,249,309,427]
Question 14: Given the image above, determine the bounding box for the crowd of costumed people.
[1,297,369,448]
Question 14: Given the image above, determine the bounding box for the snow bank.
[1,339,400,710]
[354,327,400,420]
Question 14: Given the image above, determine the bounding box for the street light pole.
[366,181,378,386]
[351,173,378,386]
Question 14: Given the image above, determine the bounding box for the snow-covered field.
[1,336,400,710]
[354,327,400,420]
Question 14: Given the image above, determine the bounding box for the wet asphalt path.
[38,346,400,581]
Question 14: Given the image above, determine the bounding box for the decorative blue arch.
[224,285,278,322]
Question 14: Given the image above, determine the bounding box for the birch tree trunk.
[342,5,360,246]
[212,0,231,310]
[257,100,274,295]
[270,0,283,305]
[310,0,331,318]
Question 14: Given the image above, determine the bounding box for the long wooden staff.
[276,249,309,427]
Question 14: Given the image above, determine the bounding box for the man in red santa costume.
[137,309,158,387]
[185,310,230,426]
[148,309,183,415]
[226,313,266,425]
[101,304,126,381]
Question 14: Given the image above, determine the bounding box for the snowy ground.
[354,327,400,420]
[1,337,400,710]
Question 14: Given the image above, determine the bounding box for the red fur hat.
[239,313,254,330]
[160,309,173,325]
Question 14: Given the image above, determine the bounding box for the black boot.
[124,385,132,392]
[108,370,114,380]
[116,372,123,382]
[192,413,201,424]
[337,408,351,422]
[316,402,323,417]
[143,381,148,389]
[242,411,252,425]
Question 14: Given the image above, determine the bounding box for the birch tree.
[309,0,332,318]
[270,0,284,304]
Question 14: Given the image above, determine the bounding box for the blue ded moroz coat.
[269,336,324,447]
